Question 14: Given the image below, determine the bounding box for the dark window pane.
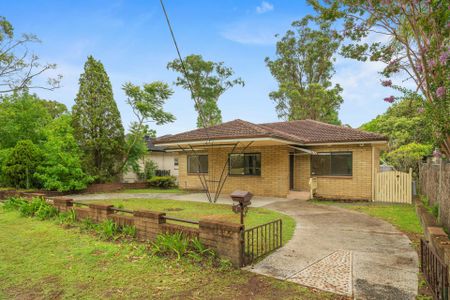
[229,153,261,176]
[331,153,352,176]
[310,152,352,176]
[188,155,208,173]
[229,154,245,175]
[245,154,261,175]
[311,153,331,176]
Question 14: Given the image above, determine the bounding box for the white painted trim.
[289,145,318,155]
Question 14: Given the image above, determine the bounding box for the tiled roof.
[155,119,387,145]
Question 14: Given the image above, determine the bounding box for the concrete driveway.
[250,200,418,299]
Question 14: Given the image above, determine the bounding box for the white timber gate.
[374,168,412,204]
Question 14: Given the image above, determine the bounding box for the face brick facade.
[178,144,383,200]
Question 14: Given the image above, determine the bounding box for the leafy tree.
[265,17,343,124]
[72,56,125,182]
[386,143,432,175]
[361,96,433,150]
[121,82,175,173]
[0,92,52,148]
[40,100,68,119]
[308,0,449,154]
[167,54,244,128]
[2,140,42,189]
[0,16,61,93]
[34,116,93,192]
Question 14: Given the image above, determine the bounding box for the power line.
[159,0,211,141]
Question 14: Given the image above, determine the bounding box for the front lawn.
[0,208,340,300]
[312,201,422,235]
[80,198,296,245]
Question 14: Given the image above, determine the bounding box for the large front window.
[229,153,261,176]
[187,155,208,173]
[311,152,352,176]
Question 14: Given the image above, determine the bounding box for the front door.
[289,154,294,190]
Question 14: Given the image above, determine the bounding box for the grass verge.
[0,207,343,300]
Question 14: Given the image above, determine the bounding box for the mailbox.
[230,190,253,206]
[231,190,253,224]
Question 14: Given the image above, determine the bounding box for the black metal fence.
[242,219,282,266]
[421,238,449,300]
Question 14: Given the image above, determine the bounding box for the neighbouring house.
[154,119,388,200]
[122,137,179,183]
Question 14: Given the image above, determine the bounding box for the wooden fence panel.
[375,169,412,203]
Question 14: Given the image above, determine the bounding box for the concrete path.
[68,192,291,208]
[250,200,418,299]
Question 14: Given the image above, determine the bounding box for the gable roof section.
[155,119,387,145]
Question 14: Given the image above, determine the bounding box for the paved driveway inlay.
[288,250,353,296]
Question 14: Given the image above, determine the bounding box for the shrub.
[148,176,176,189]
[122,225,137,238]
[151,233,214,262]
[96,219,120,240]
[57,209,77,225]
[3,197,28,211]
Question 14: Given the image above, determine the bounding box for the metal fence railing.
[242,219,282,266]
[421,238,449,300]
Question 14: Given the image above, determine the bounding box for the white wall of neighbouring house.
[122,152,179,183]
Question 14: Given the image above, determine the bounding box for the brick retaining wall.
[8,192,244,266]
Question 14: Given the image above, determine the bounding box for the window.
[187,155,208,173]
[311,152,352,176]
[229,153,261,176]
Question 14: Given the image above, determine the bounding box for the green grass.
[0,208,338,300]
[80,198,296,245]
[312,200,422,235]
[118,188,186,194]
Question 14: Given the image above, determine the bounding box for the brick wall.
[178,143,380,200]
[38,195,244,266]
[178,145,290,197]
[293,144,380,200]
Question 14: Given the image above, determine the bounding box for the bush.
[151,233,214,261]
[57,209,77,225]
[3,196,57,220]
[148,176,176,189]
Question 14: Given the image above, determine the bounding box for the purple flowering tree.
[308,0,450,155]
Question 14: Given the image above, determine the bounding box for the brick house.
[154,119,388,200]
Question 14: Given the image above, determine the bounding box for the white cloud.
[256,1,274,14]
[221,19,284,45]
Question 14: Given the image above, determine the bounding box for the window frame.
[228,152,261,176]
[187,154,208,174]
[310,151,353,177]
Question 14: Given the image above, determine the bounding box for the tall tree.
[265,17,343,124]
[308,0,449,155]
[0,92,52,148]
[0,16,61,93]
[167,54,244,128]
[72,56,125,182]
[34,115,93,192]
[121,81,175,173]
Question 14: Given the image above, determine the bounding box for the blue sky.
[3,0,394,136]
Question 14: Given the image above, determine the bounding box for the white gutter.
[288,145,317,155]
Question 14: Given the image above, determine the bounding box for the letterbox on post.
[231,190,253,225]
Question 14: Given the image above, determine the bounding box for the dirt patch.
[5,276,64,300]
